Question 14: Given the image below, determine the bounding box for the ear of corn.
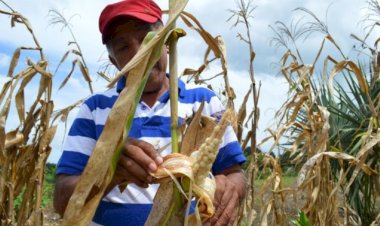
[151,153,194,182]
[192,109,233,184]
[147,109,234,223]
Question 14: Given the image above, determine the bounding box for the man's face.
[107,18,168,93]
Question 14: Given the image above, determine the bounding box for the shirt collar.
[159,78,185,103]
[116,74,185,102]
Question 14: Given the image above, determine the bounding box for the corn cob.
[192,109,233,185]
[148,109,234,221]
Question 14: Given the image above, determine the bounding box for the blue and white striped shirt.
[57,77,245,226]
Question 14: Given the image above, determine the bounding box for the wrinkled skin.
[204,167,246,226]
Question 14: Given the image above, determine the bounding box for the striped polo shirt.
[57,77,245,226]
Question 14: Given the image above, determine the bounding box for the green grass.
[43,163,56,207]
[14,163,56,210]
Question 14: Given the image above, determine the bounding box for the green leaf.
[292,211,311,226]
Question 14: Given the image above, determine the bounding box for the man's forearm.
[54,175,80,216]
[54,174,119,216]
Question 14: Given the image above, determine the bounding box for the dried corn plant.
[48,9,94,94]
[137,1,261,224]
[263,2,380,225]
[156,1,261,224]
[226,1,261,226]
[161,2,261,223]
[137,0,262,225]
[179,11,238,110]
[256,154,286,226]
[0,1,93,225]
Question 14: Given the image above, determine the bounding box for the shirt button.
[141,105,147,110]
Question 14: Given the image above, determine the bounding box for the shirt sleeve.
[56,101,96,175]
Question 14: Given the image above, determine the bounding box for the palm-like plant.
[319,68,380,225]
[269,1,380,224]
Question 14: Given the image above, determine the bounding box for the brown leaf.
[180,101,205,156]
[0,78,12,108]
[15,67,38,124]
[54,50,71,74]
[237,86,252,141]
[241,130,252,151]
[344,130,380,193]
[180,12,221,58]
[5,130,24,150]
[78,60,93,93]
[328,60,369,95]
[58,59,77,90]
[144,182,175,226]
[182,68,198,76]
[97,71,111,82]
[7,48,21,77]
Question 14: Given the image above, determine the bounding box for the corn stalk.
[0,2,88,225]
[227,1,260,225]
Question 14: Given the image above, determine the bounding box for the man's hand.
[54,139,162,216]
[204,165,246,226]
[111,138,163,188]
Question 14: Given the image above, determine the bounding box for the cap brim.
[102,12,159,44]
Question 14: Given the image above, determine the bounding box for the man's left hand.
[204,165,246,226]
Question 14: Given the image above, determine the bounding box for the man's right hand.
[112,138,163,188]
[54,138,162,216]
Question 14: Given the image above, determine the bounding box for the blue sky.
[0,0,375,163]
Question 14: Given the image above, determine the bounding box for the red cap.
[99,0,162,44]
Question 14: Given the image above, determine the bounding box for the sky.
[0,0,375,163]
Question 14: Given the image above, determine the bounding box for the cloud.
[182,61,289,150]
[0,0,372,75]
[0,53,10,68]
[0,74,10,86]
[0,0,374,163]
[228,69,289,140]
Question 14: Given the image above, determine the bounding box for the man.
[54,0,246,225]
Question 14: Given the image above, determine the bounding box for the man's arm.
[54,174,80,216]
[205,164,247,226]
[54,138,163,216]
[54,173,122,216]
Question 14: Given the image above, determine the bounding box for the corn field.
[0,0,379,226]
